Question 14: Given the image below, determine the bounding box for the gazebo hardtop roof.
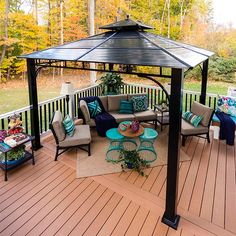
[20,18,214,69]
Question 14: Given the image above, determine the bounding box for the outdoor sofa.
[78,94,157,133]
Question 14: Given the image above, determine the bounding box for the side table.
[154,104,169,131]
[0,134,35,181]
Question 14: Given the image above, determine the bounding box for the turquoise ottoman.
[137,128,158,163]
[106,128,124,163]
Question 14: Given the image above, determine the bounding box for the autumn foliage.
[0,0,235,82]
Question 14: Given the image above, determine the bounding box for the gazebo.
[19,17,214,229]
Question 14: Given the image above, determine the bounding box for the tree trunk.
[48,0,51,45]
[167,0,171,38]
[0,0,9,81]
[60,0,64,76]
[89,0,96,84]
[160,0,167,35]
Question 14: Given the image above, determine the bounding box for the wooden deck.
[0,131,235,236]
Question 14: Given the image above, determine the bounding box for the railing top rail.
[0,83,221,120]
[124,83,161,90]
[0,84,101,120]
[0,105,32,119]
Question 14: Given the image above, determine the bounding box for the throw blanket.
[215,111,235,145]
[79,96,117,137]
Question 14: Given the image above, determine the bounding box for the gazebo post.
[162,68,183,230]
[27,58,42,150]
[200,59,209,105]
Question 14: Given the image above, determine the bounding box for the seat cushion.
[109,112,135,123]
[87,119,96,127]
[80,100,90,123]
[134,109,157,121]
[108,94,128,111]
[51,111,66,142]
[59,125,91,147]
[99,96,108,111]
[191,101,213,127]
[181,119,208,135]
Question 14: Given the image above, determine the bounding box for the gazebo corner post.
[27,58,42,150]
[161,68,184,230]
[200,59,209,105]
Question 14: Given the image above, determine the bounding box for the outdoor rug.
[76,127,191,178]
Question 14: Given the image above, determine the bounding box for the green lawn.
[0,80,231,115]
[184,81,229,95]
[0,87,60,114]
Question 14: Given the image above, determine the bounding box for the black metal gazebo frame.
[21,17,213,230]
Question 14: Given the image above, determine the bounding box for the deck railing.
[0,84,102,135]
[0,83,218,135]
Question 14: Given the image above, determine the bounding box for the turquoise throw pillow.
[63,115,75,137]
[182,111,203,127]
[131,95,148,112]
[119,100,133,114]
[87,100,102,118]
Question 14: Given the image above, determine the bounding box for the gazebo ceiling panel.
[55,39,105,49]
[98,38,157,49]
[20,18,214,69]
[77,48,187,68]
[22,48,89,60]
[167,48,209,67]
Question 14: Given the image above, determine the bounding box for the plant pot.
[125,161,134,169]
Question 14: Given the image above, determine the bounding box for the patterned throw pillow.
[119,100,133,114]
[131,95,148,112]
[63,115,75,137]
[217,96,236,117]
[182,111,203,127]
[87,100,102,118]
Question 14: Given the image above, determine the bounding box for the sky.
[212,0,236,28]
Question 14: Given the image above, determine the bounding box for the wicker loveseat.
[79,94,157,128]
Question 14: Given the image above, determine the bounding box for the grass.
[0,75,232,115]
[184,80,230,95]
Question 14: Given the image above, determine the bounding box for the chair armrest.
[74,119,83,125]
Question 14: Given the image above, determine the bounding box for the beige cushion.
[108,94,128,111]
[59,125,91,147]
[99,96,108,111]
[80,100,90,123]
[87,119,96,127]
[134,109,157,121]
[52,111,66,142]
[191,101,213,127]
[109,112,135,123]
[181,119,208,135]
[127,93,147,101]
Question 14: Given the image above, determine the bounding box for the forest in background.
[0,0,236,83]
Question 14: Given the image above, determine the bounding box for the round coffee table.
[117,121,144,151]
[118,124,144,138]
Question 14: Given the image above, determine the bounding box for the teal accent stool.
[106,128,125,163]
[138,128,158,163]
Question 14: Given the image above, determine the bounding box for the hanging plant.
[98,72,124,95]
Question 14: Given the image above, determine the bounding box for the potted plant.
[120,149,149,176]
[99,72,124,95]
[158,99,168,110]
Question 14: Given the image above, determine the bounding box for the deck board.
[0,132,235,236]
